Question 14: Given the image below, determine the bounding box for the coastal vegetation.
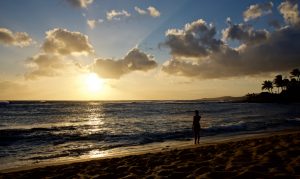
[246,68,300,103]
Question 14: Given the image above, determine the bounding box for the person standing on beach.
[193,110,201,144]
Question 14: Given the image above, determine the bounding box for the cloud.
[66,0,93,8]
[222,23,270,45]
[268,19,282,29]
[147,6,160,17]
[87,19,96,29]
[0,27,33,47]
[243,2,273,21]
[42,28,94,56]
[163,19,222,58]
[25,28,94,79]
[134,6,147,15]
[278,1,300,25]
[106,10,131,21]
[86,19,103,29]
[134,6,160,17]
[92,48,158,79]
[25,53,65,79]
[162,18,300,79]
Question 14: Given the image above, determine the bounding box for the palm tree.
[290,68,300,81]
[289,78,298,91]
[282,78,290,91]
[274,75,283,93]
[261,80,273,93]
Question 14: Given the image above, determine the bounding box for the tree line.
[261,69,300,93]
[246,68,300,103]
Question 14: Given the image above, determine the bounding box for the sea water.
[0,101,300,170]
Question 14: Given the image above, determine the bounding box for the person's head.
[195,110,199,115]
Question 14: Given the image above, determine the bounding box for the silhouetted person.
[193,110,201,144]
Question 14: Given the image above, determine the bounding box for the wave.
[0,101,10,104]
[286,117,300,122]
[24,153,71,161]
[1,118,299,147]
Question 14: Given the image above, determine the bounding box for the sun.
[84,73,104,92]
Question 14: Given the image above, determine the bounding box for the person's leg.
[197,131,200,144]
[194,132,197,144]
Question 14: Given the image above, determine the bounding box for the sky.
[0,0,300,100]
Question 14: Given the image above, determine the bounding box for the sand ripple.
[1,131,299,178]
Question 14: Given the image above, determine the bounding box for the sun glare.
[85,73,104,92]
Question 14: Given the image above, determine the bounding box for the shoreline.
[1,128,297,173]
[1,128,299,178]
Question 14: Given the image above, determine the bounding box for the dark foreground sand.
[1,130,299,179]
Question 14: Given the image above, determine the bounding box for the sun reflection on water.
[88,149,108,158]
[84,104,105,134]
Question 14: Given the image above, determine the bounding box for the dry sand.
[1,130,299,178]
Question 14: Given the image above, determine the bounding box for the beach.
[1,0,300,178]
[1,130,299,178]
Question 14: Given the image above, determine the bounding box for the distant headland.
[200,68,300,103]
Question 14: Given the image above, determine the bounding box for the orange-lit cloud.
[25,28,94,79]
[87,19,96,29]
[147,6,160,17]
[134,6,161,17]
[243,2,273,21]
[278,0,300,25]
[0,27,33,47]
[134,6,147,15]
[66,0,93,8]
[106,10,131,21]
[25,28,158,80]
[25,54,65,79]
[92,48,158,79]
[42,28,94,56]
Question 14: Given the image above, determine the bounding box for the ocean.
[0,101,300,170]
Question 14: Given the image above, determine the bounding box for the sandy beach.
[1,130,299,179]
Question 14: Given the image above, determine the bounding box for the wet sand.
[1,130,299,178]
